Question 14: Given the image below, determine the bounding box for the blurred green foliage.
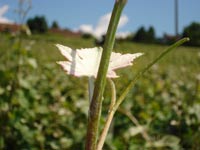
[133,26,156,43]
[183,22,200,46]
[27,16,48,34]
[0,33,200,150]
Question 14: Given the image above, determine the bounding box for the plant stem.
[85,0,127,150]
[97,79,116,150]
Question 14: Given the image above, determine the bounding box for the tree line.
[26,15,200,47]
[26,16,59,34]
[132,22,200,46]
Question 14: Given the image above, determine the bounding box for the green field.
[0,33,200,150]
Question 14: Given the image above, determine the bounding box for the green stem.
[112,38,189,112]
[85,0,127,150]
[96,79,116,150]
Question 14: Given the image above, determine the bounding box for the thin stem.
[97,79,116,150]
[118,108,151,142]
[17,0,32,24]
[108,79,116,110]
[85,0,127,150]
[112,38,189,112]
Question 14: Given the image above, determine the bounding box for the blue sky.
[0,0,200,37]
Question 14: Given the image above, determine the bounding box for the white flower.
[56,44,143,78]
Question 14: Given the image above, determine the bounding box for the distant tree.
[147,26,155,43]
[133,26,156,43]
[183,22,200,46]
[27,16,48,34]
[82,33,93,39]
[133,27,146,42]
[51,21,59,29]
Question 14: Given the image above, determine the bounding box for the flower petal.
[56,46,103,77]
[109,52,143,70]
[76,47,102,61]
[76,47,102,77]
[56,44,143,78]
[107,70,119,78]
[57,61,89,77]
[55,44,75,61]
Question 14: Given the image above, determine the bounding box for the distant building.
[0,23,20,33]
[159,33,181,44]
[49,28,81,38]
[0,23,81,38]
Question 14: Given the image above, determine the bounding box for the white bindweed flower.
[56,44,143,78]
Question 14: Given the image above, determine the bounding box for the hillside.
[0,33,200,149]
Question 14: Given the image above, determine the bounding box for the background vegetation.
[27,16,48,34]
[0,32,200,150]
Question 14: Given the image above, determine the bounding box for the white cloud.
[0,5,13,24]
[116,31,132,39]
[79,24,93,34]
[118,14,128,28]
[78,12,129,40]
